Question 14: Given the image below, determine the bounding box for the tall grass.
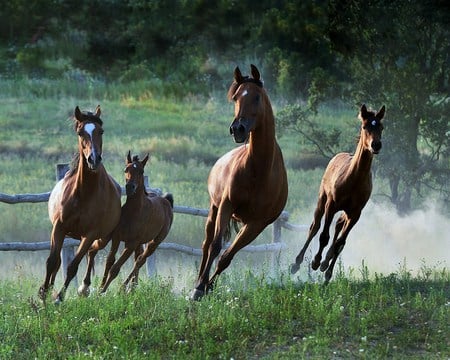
[0,266,448,359]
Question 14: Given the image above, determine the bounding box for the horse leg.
[291,193,326,274]
[100,235,121,289]
[39,223,65,301]
[54,237,94,304]
[101,246,135,293]
[323,214,360,283]
[208,221,266,289]
[190,202,231,301]
[49,252,61,290]
[123,242,156,291]
[320,213,346,272]
[197,204,218,277]
[311,200,336,270]
[78,238,108,297]
[127,244,144,289]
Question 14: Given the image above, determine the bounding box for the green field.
[0,268,448,359]
[0,79,448,359]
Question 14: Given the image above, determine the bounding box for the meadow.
[1,267,448,359]
[0,78,448,358]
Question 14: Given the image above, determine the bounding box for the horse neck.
[347,133,374,179]
[247,99,277,166]
[75,156,104,194]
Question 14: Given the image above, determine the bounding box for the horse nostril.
[372,141,382,152]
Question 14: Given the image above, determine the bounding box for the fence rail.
[0,164,308,280]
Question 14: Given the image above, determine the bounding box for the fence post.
[56,164,78,288]
[271,216,282,270]
[143,175,157,277]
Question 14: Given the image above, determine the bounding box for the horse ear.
[250,64,260,81]
[142,153,150,167]
[94,105,101,117]
[376,105,386,120]
[359,104,368,119]
[126,150,132,164]
[74,106,82,121]
[234,66,243,83]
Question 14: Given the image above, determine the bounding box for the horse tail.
[223,219,240,243]
[163,193,174,208]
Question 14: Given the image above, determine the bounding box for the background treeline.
[0,0,449,214]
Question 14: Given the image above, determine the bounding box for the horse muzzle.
[125,182,137,196]
[86,153,102,170]
[229,117,255,143]
[371,140,382,154]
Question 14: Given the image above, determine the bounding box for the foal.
[100,151,174,293]
[291,104,385,283]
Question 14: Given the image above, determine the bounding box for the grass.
[0,266,448,359]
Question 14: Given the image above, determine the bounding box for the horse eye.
[100,129,104,135]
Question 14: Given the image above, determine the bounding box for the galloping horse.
[100,151,174,293]
[39,105,122,303]
[190,65,288,300]
[291,104,385,283]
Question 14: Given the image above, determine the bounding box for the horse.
[39,105,122,303]
[190,64,288,300]
[290,104,385,283]
[99,151,174,293]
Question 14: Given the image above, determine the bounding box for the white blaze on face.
[84,123,95,138]
[83,123,98,161]
[241,89,248,97]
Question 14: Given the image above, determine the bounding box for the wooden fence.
[0,164,308,281]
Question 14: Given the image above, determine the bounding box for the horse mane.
[227,77,264,101]
[67,152,80,176]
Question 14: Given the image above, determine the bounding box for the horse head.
[228,64,266,143]
[124,151,149,196]
[359,104,385,154]
[74,105,104,170]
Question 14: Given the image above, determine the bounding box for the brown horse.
[190,65,288,300]
[99,151,174,293]
[290,104,385,283]
[39,105,122,303]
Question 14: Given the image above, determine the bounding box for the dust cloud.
[284,202,449,278]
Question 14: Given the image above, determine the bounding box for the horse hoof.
[189,288,205,301]
[53,293,63,305]
[324,270,332,284]
[290,263,300,274]
[311,260,320,271]
[319,262,328,272]
[78,284,90,297]
[38,287,47,301]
